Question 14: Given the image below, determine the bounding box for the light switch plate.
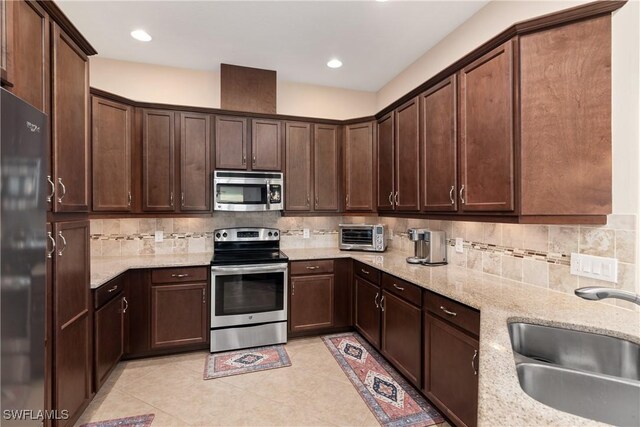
[303,229,310,239]
[455,238,464,253]
[570,253,618,283]
[155,230,163,243]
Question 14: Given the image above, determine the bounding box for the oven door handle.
[211,264,288,274]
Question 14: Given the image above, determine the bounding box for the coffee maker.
[406,229,447,265]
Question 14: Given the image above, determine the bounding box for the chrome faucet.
[575,287,640,306]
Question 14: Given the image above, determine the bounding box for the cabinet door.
[251,119,281,171]
[424,313,479,427]
[381,291,421,386]
[9,0,49,111]
[215,116,247,170]
[421,76,458,212]
[344,122,375,211]
[180,112,211,211]
[376,113,394,211]
[0,0,11,85]
[52,23,90,213]
[94,295,124,389]
[53,220,91,425]
[394,98,420,211]
[151,283,207,349]
[91,96,132,212]
[459,41,515,212]
[290,274,334,333]
[333,258,353,328]
[354,277,381,349]
[285,122,312,211]
[313,124,339,211]
[124,269,150,357]
[142,109,175,211]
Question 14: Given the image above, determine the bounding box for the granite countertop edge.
[90,248,639,427]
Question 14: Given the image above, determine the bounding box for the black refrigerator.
[1,87,47,424]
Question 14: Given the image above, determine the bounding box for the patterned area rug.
[80,414,154,427]
[204,345,291,380]
[323,332,445,427]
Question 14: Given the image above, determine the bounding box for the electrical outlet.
[455,238,464,253]
[303,228,310,239]
[570,253,618,283]
[155,230,163,243]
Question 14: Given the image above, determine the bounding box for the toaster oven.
[339,224,387,252]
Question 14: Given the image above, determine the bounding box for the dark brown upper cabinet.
[394,98,420,211]
[91,96,133,212]
[376,113,394,211]
[344,121,375,212]
[179,112,212,212]
[251,118,282,171]
[142,109,176,212]
[421,75,457,212]
[215,115,248,170]
[285,122,312,211]
[313,124,340,211]
[459,41,515,213]
[51,23,90,213]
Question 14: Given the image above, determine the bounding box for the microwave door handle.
[266,181,271,209]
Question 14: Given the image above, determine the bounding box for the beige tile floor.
[75,337,450,427]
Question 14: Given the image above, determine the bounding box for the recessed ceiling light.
[376,0,388,2]
[130,29,152,42]
[327,58,343,69]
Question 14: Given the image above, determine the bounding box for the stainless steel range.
[209,227,288,352]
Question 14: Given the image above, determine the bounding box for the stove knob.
[274,231,279,237]
[222,232,228,238]
[268,232,273,237]
[215,233,221,239]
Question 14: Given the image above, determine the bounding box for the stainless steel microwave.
[213,170,284,211]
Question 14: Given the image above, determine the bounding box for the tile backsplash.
[91,213,638,311]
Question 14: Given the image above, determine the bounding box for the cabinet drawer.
[290,260,334,275]
[425,291,480,337]
[382,273,422,307]
[354,261,381,284]
[151,267,208,284]
[94,275,124,309]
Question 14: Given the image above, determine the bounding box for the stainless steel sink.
[508,322,640,426]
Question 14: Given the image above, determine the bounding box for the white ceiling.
[58,1,489,92]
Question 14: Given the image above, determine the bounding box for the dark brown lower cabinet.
[424,313,479,427]
[93,293,124,389]
[354,276,381,349]
[151,282,208,349]
[381,290,421,386]
[290,274,334,332]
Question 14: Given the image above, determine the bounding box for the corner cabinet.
[344,122,375,212]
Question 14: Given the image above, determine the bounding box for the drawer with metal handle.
[354,260,381,284]
[151,267,208,284]
[290,259,334,275]
[425,290,480,337]
[382,273,422,307]
[94,274,125,309]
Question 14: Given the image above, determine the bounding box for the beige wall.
[89,57,376,120]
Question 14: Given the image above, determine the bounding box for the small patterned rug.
[80,414,154,427]
[323,332,445,427]
[204,345,291,380]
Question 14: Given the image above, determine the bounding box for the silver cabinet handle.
[122,297,129,314]
[374,292,379,308]
[459,185,465,204]
[202,288,206,304]
[242,154,246,165]
[107,285,118,293]
[171,273,189,278]
[181,192,185,207]
[315,196,319,208]
[393,283,405,291]
[57,231,67,256]
[388,191,393,206]
[252,155,256,165]
[127,191,132,207]
[440,306,457,317]
[380,295,385,312]
[57,178,66,203]
[394,191,399,205]
[292,282,295,296]
[306,195,310,207]
[472,349,478,375]
[345,194,349,207]
[449,186,455,205]
[47,175,55,203]
[170,192,174,207]
[360,268,369,275]
[46,232,56,259]
[306,266,320,270]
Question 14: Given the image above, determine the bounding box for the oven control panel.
[214,227,280,242]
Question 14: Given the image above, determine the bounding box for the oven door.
[210,263,287,328]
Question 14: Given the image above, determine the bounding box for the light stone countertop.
[91,248,640,426]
